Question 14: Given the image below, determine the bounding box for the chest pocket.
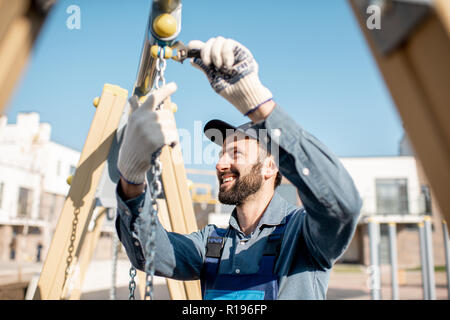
[205,235,225,259]
[258,228,286,274]
[263,233,283,256]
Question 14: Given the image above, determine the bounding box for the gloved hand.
[117,82,179,185]
[188,36,273,116]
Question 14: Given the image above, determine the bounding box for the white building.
[339,156,435,265]
[0,113,80,262]
[340,156,426,220]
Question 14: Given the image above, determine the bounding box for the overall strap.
[202,227,228,296]
[259,213,294,274]
[205,227,227,260]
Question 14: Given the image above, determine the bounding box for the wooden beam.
[435,0,450,37]
[348,0,450,229]
[0,1,50,114]
[0,0,30,43]
[170,143,200,233]
[154,199,188,300]
[0,17,34,114]
[33,84,128,299]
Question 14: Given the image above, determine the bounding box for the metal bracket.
[353,0,433,55]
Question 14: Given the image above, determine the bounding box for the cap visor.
[203,119,237,146]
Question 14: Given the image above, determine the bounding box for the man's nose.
[216,152,232,172]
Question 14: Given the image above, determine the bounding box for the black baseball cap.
[203,119,275,155]
[203,120,260,145]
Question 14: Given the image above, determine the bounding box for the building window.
[0,182,4,208]
[17,187,33,217]
[376,178,409,215]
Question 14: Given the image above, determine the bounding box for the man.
[115,37,362,299]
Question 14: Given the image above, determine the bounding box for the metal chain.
[128,266,137,300]
[155,49,167,90]
[127,158,162,301]
[143,49,166,300]
[62,207,80,299]
[144,159,162,300]
[65,208,79,275]
[110,231,119,300]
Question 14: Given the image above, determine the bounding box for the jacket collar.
[228,192,291,232]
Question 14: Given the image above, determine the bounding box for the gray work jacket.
[115,104,362,299]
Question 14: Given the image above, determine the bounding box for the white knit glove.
[117,82,179,185]
[188,37,273,116]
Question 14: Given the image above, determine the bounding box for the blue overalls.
[201,215,292,300]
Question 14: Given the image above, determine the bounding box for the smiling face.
[216,132,267,205]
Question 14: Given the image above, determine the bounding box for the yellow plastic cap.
[151,45,159,58]
[93,97,100,108]
[67,175,73,186]
[169,102,178,113]
[153,13,177,38]
[151,45,173,59]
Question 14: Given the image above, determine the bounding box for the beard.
[218,162,263,206]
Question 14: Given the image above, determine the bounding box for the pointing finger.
[128,95,139,113]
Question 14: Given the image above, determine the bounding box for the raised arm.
[187,36,362,269]
[254,104,362,269]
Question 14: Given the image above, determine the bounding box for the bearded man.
[115,37,362,300]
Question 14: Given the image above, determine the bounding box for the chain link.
[62,207,80,299]
[128,266,137,300]
[154,51,167,90]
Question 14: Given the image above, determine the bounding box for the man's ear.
[262,156,278,180]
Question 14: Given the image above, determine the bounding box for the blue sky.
[6,0,404,171]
